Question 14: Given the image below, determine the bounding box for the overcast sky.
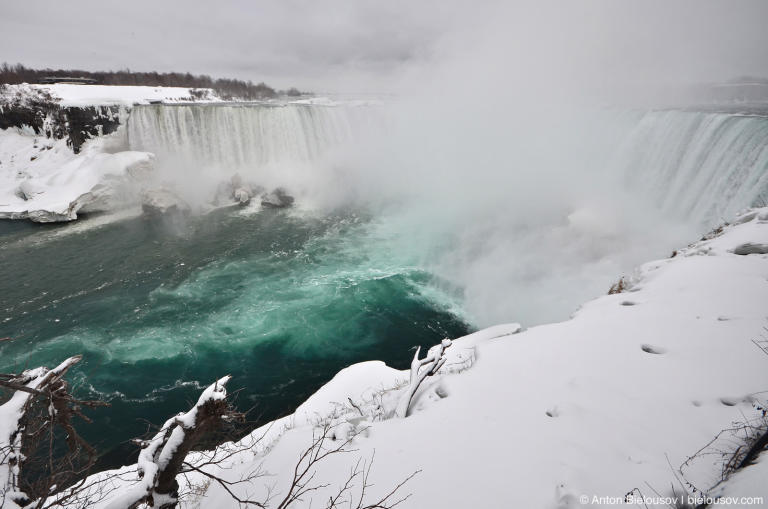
[2,0,768,94]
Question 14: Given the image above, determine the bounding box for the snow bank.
[173,210,767,508]
[288,96,383,107]
[24,84,218,107]
[0,128,153,221]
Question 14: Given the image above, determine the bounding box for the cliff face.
[0,95,122,153]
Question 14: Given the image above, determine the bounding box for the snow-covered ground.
[3,83,353,108]
[73,208,768,509]
[0,127,152,221]
[21,84,219,107]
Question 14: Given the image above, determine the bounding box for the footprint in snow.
[732,242,768,255]
[641,344,666,355]
[719,397,741,407]
[553,483,583,508]
[620,300,637,306]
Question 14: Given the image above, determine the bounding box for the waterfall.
[612,110,768,225]
[124,104,768,227]
[126,103,372,170]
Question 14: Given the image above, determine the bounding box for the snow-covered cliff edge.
[0,84,212,222]
[0,128,153,222]
[79,208,768,509]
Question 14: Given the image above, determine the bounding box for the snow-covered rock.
[232,187,251,205]
[140,188,190,217]
[733,242,768,255]
[211,175,265,208]
[261,187,295,208]
[0,128,155,222]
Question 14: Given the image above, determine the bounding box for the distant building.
[39,77,98,85]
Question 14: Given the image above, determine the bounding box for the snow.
[23,84,218,107]
[110,209,766,509]
[711,454,768,506]
[0,127,153,221]
[288,96,383,107]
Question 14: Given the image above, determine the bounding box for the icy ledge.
[86,209,768,508]
[0,128,153,222]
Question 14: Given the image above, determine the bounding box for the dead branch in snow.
[395,339,452,418]
[274,423,418,509]
[101,375,262,509]
[274,422,358,509]
[751,320,768,357]
[608,277,627,294]
[675,398,768,499]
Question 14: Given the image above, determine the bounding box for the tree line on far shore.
[0,63,304,100]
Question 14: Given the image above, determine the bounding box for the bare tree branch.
[395,339,452,418]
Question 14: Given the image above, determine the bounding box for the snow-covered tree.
[104,376,238,509]
[0,355,105,509]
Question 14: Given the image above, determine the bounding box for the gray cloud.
[1,0,768,94]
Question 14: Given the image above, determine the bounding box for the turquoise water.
[0,207,470,468]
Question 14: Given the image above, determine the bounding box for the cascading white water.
[123,103,378,205]
[612,110,768,226]
[125,105,768,227]
[126,103,373,172]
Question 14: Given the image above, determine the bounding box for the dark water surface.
[0,208,470,468]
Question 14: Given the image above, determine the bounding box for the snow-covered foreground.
[80,208,768,509]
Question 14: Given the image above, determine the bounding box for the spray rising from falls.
[336,105,768,326]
